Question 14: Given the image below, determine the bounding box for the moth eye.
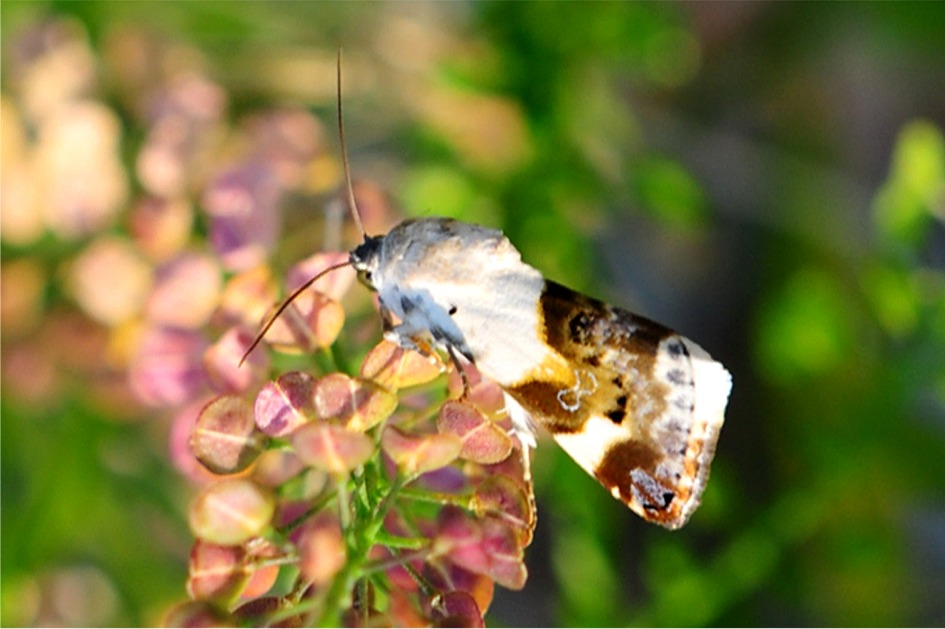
[357,269,375,289]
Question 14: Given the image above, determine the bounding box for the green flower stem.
[373,530,429,550]
[318,465,408,624]
[397,485,473,510]
[336,475,352,530]
[401,558,437,598]
[315,344,338,374]
[328,341,351,375]
[276,490,336,535]
[362,547,432,576]
[250,553,300,571]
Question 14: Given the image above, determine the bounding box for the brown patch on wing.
[596,439,688,528]
[506,281,675,436]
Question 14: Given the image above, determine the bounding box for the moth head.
[350,235,383,290]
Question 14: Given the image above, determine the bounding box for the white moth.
[246,55,732,529]
[348,218,731,529]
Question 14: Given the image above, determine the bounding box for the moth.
[245,54,732,530]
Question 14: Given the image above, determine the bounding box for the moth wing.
[554,332,730,529]
[507,281,731,529]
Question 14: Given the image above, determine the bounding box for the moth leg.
[446,345,472,399]
[519,440,537,534]
[381,313,429,354]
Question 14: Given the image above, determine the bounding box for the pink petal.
[191,395,266,475]
[297,513,346,587]
[381,426,461,477]
[286,252,356,302]
[437,401,513,465]
[188,479,275,545]
[186,540,247,602]
[291,422,373,474]
[254,371,315,437]
[312,373,398,432]
[146,251,222,329]
[360,340,443,390]
[204,326,268,395]
[432,590,484,628]
[129,326,209,408]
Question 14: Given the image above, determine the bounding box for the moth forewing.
[493,280,732,529]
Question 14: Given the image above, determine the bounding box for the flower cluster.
[175,340,536,627]
[2,18,536,627]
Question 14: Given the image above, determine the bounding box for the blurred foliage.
[2,1,945,627]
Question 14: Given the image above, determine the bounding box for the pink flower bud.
[360,340,443,390]
[298,513,346,587]
[262,292,345,354]
[217,266,278,329]
[186,540,248,602]
[432,590,484,628]
[189,479,275,545]
[436,401,513,465]
[424,564,495,617]
[191,395,266,475]
[471,475,535,547]
[146,251,222,329]
[129,326,208,407]
[252,449,305,488]
[312,373,397,432]
[286,252,355,302]
[204,326,268,394]
[203,161,281,273]
[381,426,461,477]
[254,371,316,437]
[433,507,527,590]
[291,422,373,474]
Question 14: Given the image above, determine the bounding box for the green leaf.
[755,268,859,383]
[873,120,945,251]
[631,156,708,230]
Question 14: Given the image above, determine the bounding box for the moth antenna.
[239,260,352,366]
[337,48,367,241]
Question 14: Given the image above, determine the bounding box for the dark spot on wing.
[605,394,629,424]
[400,295,415,313]
[448,305,458,315]
[666,339,688,358]
[568,312,592,343]
[666,369,689,385]
[649,492,675,510]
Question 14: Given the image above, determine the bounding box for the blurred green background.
[2,2,944,626]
